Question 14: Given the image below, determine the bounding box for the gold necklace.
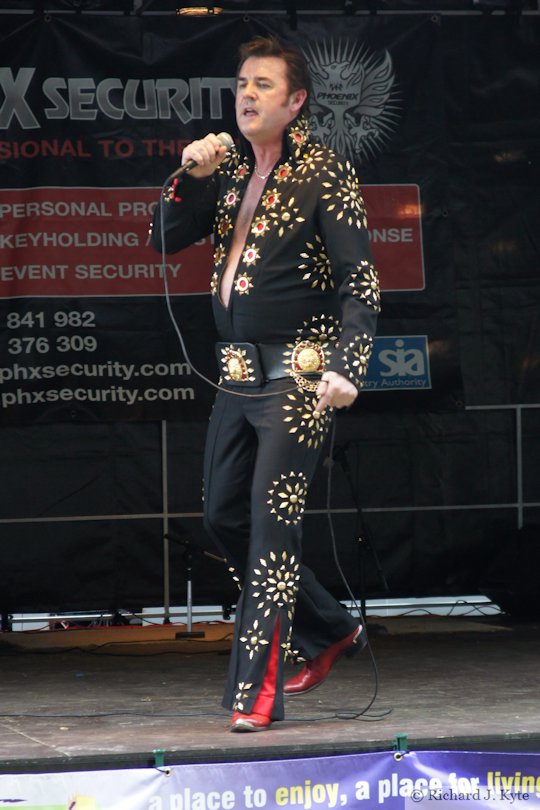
[254,164,271,180]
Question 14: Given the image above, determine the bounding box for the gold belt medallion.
[291,341,325,374]
[220,345,256,383]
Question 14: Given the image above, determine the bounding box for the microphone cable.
[320,417,392,722]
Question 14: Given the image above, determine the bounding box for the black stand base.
[175,630,205,638]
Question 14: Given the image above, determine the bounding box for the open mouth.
[242,106,258,117]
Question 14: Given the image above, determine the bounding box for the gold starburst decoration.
[274,162,293,183]
[234,161,250,181]
[267,471,307,525]
[240,619,269,660]
[321,160,368,229]
[267,197,305,237]
[287,117,309,159]
[233,681,253,712]
[343,333,374,386]
[223,188,240,208]
[261,189,281,210]
[295,146,327,179]
[251,216,271,238]
[251,550,300,620]
[350,260,381,311]
[213,244,226,266]
[298,235,333,290]
[282,634,305,664]
[282,391,332,448]
[234,274,253,295]
[228,565,242,592]
[242,244,260,266]
[302,313,341,345]
[281,625,304,663]
[217,214,233,237]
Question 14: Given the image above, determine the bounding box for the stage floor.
[1,615,539,773]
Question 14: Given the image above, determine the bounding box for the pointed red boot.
[283,625,364,696]
[230,619,281,733]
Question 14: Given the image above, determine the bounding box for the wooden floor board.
[1,617,539,772]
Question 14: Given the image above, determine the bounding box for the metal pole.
[186,577,193,632]
[161,419,171,623]
[516,405,524,530]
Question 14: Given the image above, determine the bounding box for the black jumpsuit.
[151,115,380,719]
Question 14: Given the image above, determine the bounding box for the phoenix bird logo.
[304,39,400,163]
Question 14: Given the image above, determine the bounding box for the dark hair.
[237,35,311,113]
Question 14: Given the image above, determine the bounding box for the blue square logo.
[364,335,432,391]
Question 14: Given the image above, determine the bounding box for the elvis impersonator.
[151,35,380,732]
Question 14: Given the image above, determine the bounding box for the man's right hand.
[181,133,229,179]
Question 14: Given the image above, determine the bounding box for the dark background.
[0,1,539,619]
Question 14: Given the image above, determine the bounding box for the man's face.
[235,56,305,146]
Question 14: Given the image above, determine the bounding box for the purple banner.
[1,750,540,809]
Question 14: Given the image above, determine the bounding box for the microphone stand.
[332,442,389,626]
[166,534,226,639]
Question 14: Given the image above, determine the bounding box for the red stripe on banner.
[364,184,425,292]
[0,185,423,298]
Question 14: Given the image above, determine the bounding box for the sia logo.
[303,39,400,163]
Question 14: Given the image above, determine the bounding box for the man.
[151,35,380,732]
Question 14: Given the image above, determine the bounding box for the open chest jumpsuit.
[151,115,380,720]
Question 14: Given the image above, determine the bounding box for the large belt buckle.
[290,340,325,392]
[291,340,325,374]
[217,343,263,386]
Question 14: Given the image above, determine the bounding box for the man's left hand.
[314,371,358,414]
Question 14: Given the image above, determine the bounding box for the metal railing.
[1,403,538,624]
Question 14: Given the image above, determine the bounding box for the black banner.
[1,13,463,425]
[1,11,539,614]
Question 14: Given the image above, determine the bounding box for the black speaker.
[480,524,540,618]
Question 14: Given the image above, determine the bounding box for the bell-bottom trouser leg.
[203,380,357,720]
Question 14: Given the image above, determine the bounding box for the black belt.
[216,341,331,388]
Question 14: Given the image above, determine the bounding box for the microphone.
[166,132,234,182]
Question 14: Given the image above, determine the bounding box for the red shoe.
[230,711,271,732]
[283,625,364,696]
